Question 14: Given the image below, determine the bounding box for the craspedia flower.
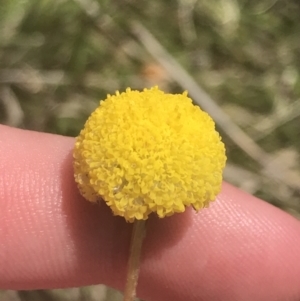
[73,86,226,222]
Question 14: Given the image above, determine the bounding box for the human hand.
[0,125,299,301]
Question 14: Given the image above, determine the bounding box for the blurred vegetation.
[1,0,300,300]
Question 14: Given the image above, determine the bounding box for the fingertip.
[1,126,300,301]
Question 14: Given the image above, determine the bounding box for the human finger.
[0,125,299,301]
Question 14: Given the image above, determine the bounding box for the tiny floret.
[73,87,226,222]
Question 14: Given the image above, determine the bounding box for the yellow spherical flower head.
[73,87,226,222]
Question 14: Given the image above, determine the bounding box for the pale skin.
[0,125,300,301]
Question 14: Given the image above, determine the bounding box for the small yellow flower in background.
[73,86,226,222]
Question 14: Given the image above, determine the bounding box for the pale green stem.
[123,219,147,301]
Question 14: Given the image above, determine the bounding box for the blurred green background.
[1,0,300,300]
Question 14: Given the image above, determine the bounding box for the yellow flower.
[73,87,226,222]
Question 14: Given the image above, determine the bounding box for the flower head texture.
[73,87,226,222]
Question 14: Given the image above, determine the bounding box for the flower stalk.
[123,220,147,301]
